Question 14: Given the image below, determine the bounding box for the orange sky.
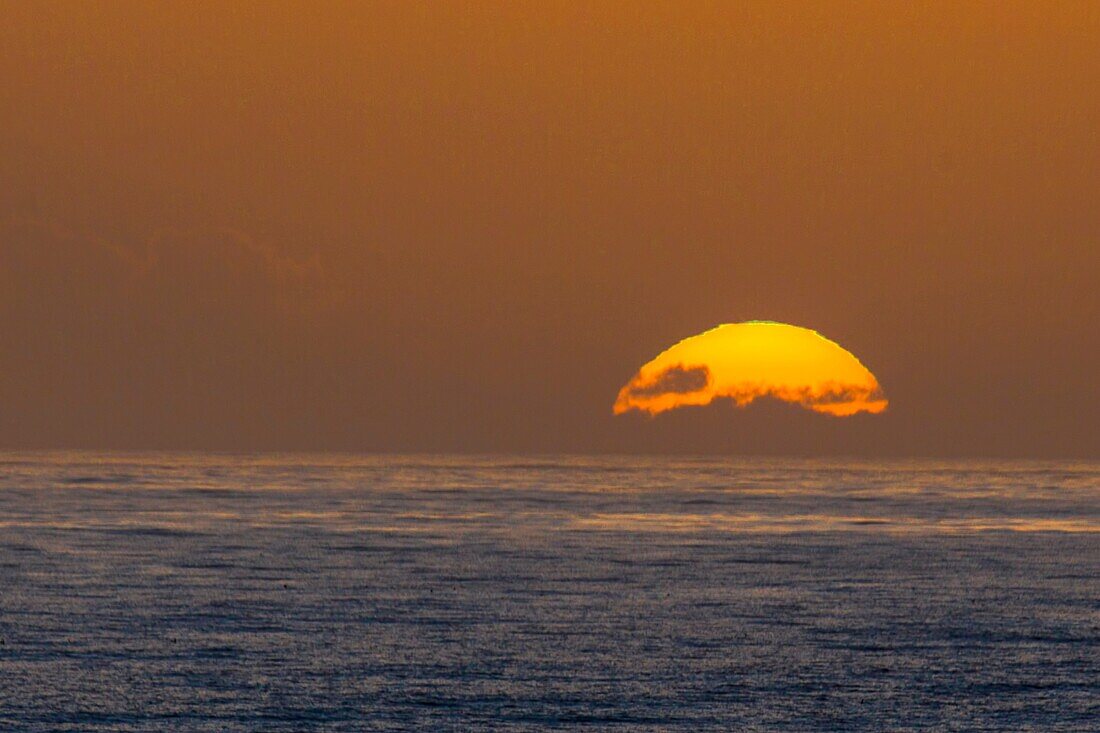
[0,2,1097,456]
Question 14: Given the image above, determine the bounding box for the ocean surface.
[0,453,1097,731]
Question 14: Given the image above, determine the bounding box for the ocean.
[0,453,1097,731]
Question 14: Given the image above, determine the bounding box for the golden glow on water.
[571,513,1100,534]
[614,322,887,417]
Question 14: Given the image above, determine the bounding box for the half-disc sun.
[615,322,887,417]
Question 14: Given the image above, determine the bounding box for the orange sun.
[614,322,887,417]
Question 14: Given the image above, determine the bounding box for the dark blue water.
[0,453,1097,731]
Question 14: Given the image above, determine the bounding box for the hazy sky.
[1,2,1097,456]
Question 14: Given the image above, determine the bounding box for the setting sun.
[615,322,888,417]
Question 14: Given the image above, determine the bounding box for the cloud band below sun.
[614,322,887,417]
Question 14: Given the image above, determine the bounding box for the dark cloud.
[0,217,333,317]
[624,365,711,399]
[794,383,888,408]
[0,217,345,450]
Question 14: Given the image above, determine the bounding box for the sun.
[614,322,887,417]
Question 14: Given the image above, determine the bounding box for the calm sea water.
[0,453,1097,731]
